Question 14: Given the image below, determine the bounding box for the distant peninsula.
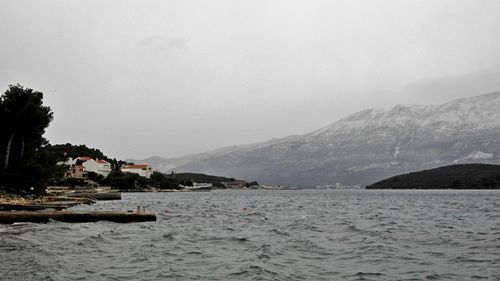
[366,164,500,189]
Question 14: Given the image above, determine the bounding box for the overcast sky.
[1,0,500,160]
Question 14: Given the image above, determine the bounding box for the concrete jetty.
[65,191,122,201]
[0,210,156,224]
[0,198,96,211]
[47,186,122,201]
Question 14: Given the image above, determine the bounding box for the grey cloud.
[1,0,500,160]
[405,64,500,103]
[141,35,187,52]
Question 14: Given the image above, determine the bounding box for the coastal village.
[0,148,260,224]
[60,155,253,190]
[0,153,257,224]
[0,86,255,224]
[63,156,152,180]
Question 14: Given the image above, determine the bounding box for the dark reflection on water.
[1,190,499,280]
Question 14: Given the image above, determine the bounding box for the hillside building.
[65,164,87,179]
[82,159,112,177]
[63,156,112,178]
[120,164,153,178]
[222,180,248,189]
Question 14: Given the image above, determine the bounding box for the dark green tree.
[103,171,148,190]
[0,84,54,194]
[149,171,181,189]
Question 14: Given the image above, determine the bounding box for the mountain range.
[130,92,500,186]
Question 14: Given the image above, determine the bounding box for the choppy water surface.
[1,189,499,280]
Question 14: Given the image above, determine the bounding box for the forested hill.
[366,164,500,189]
[44,143,115,163]
[168,173,239,184]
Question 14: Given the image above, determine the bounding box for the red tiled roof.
[79,156,92,161]
[122,164,149,169]
[96,160,109,164]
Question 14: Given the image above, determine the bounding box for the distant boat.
[182,182,212,192]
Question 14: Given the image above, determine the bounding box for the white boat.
[183,182,213,192]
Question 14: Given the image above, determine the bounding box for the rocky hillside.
[132,92,500,186]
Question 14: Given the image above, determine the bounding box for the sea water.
[1,189,499,280]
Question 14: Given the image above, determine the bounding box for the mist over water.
[1,190,499,280]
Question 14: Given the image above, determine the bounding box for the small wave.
[345,224,380,235]
[423,251,445,257]
[128,255,149,263]
[226,265,279,280]
[353,272,384,276]
[269,228,290,236]
[345,271,386,279]
[470,275,490,279]
[347,224,363,232]
[200,236,250,243]
[186,251,203,255]
[162,233,175,241]
[451,256,494,263]
[378,221,398,226]
[231,237,250,242]
[257,253,270,261]
[426,273,458,280]
[154,272,185,279]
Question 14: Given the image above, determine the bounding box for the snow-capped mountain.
[132,92,500,186]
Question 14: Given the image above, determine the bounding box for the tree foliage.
[43,143,127,171]
[103,171,148,190]
[101,171,182,190]
[0,84,56,194]
[168,172,236,184]
[149,172,182,189]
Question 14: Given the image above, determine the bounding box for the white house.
[120,164,153,178]
[82,158,112,177]
[63,156,112,178]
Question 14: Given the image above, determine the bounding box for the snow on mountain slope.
[134,92,500,186]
